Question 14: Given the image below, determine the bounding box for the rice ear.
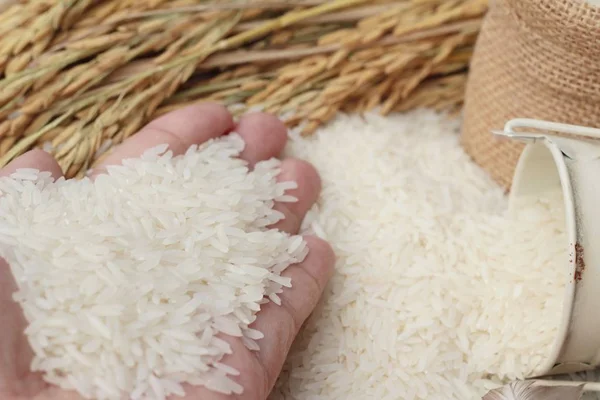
[483,381,584,400]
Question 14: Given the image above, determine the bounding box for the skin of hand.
[0,103,335,400]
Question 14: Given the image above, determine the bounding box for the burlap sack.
[461,0,600,191]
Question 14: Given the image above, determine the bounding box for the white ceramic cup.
[495,118,600,377]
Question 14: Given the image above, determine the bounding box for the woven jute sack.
[461,0,600,191]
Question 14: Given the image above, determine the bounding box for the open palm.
[0,103,334,400]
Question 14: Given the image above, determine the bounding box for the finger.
[182,336,267,400]
[92,103,234,175]
[0,149,63,397]
[236,112,287,166]
[0,149,63,179]
[251,236,335,392]
[270,159,321,234]
[182,237,335,400]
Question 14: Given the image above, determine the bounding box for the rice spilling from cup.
[273,110,568,400]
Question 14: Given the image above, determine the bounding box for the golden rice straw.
[0,0,488,177]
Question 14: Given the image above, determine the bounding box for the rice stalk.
[0,0,488,177]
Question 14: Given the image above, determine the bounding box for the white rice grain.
[272,110,567,400]
[0,134,307,400]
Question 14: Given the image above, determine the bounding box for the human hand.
[0,103,335,400]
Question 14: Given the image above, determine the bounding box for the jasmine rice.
[272,110,567,400]
[0,110,568,400]
[0,133,308,400]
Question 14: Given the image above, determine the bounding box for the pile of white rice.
[0,109,570,400]
[272,110,568,400]
[0,134,308,400]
